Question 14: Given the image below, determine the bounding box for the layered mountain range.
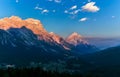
[0,16,98,65]
[66,32,99,54]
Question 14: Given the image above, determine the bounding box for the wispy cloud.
[34,1,100,21]
[48,0,61,3]
[73,9,81,14]
[82,2,100,12]
[64,9,81,15]
[35,6,43,10]
[79,17,88,22]
[64,5,81,15]
[54,0,61,3]
[70,5,77,10]
[35,4,49,14]
[41,9,49,14]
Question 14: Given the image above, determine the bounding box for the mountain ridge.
[0,16,98,55]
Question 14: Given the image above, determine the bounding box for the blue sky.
[0,0,120,38]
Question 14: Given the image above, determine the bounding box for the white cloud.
[35,6,43,10]
[48,0,61,3]
[82,2,100,12]
[35,4,49,14]
[35,4,43,10]
[73,9,81,14]
[42,9,49,14]
[64,9,81,15]
[70,9,81,15]
[64,5,81,15]
[70,5,77,10]
[79,17,88,22]
[54,0,61,3]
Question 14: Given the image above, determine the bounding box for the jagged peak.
[66,32,88,46]
[49,32,60,37]
[25,18,41,25]
[70,32,82,37]
[67,32,83,40]
[0,16,46,35]
[9,16,22,21]
[49,32,54,35]
[72,32,79,35]
[25,18,40,22]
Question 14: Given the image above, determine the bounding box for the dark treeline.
[0,67,97,77]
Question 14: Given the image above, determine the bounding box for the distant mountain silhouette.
[82,46,120,66]
[80,46,120,77]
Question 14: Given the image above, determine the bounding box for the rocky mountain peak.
[9,16,22,21]
[68,32,83,39]
[0,16,98,53]
[25,18,41,25]
[0,16,47,35]
[66,32,88,46]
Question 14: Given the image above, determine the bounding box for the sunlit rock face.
[0,16,100,66]
[0,16,47,35]
[0,16,98,54]
[0,16,71,50]
[66,32,99,54]
[49,32,72,50]
[49,32,62,44]
[66,32,88,46]
[0,16,55,42]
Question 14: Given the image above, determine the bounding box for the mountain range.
[0,16,120,76]
[0,16,98,65]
